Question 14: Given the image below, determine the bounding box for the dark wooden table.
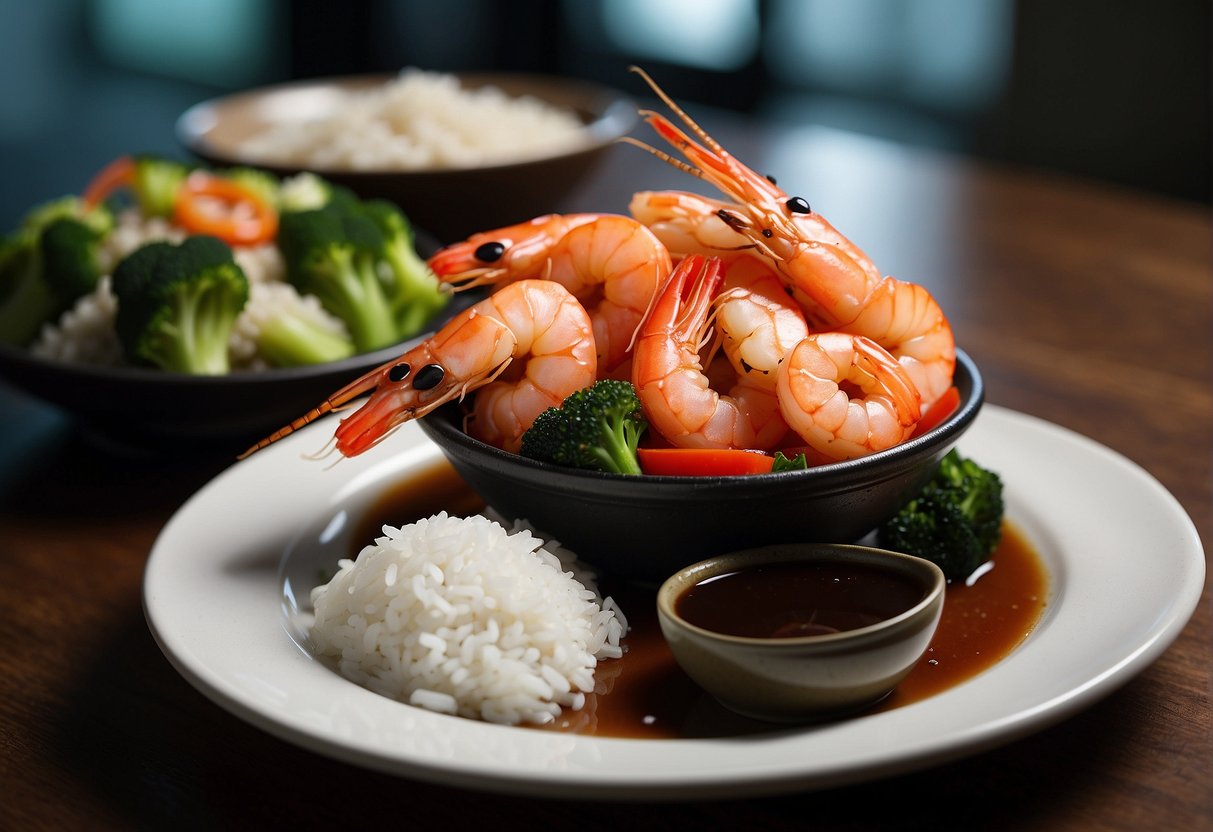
[2,119,1209,830]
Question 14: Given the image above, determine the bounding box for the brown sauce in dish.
[676,562,928,638]
[358,461,1050,739]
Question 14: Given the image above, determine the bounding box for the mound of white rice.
[309,512,627,726]
[239,68,590,171]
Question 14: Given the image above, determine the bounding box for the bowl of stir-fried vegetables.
[0,156,478,453]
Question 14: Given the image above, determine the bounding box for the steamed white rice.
[309,512,627,726]
[239,68,590,171]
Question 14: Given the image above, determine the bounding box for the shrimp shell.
[776,332,921,460]
[240,279,596,458]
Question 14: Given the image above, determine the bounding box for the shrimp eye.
[786,196,812,215]
[474,242,506,263]
[761,229,773,238]
[388,363,411,382]
[412,363,445,390]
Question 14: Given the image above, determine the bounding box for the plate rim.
[141,404,1206,800]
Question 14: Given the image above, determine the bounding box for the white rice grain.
[239,68,590,171]
[309,512,626,726]
[30,277,122,366]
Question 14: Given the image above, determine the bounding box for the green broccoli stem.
[311,254,399,352]
[589,415,644,475]
[0,247,57,346]
[382,241,449,338]
[146,281,234,374]
[132,157,189,218]
[256,313,355,367]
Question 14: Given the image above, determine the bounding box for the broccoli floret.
[257,306,355,367]
[277,204,398,352]
[111,235,249,374]
[219,166,281,211]
[130,155,191,218]
[18,196,112,237]
[878,449,1006,581]
[241,282,355,368]
[360,199,449,338]
[0,198,114,345]
[278,172,360,214]
[0,239,53,346]
[520,379,648,475]
[40,217,108,302]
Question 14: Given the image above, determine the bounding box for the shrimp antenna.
[628,66,726,157]
[617,134,706,182]
[301,434,337,461]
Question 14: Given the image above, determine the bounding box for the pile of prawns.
[242,68,955,467]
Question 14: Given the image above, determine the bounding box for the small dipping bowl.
[656,543,946,722]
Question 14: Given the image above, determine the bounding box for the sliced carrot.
[82,155,136,209]
[912,386,961,438]
[637,447,775,476]
[172,171,278,247]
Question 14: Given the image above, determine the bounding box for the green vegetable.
[254,303,355,367]
[278,172,359,214]
[877,449,1006,582]
[772,451,808,472]
[19,196,112,237]
[360,199,449,338]
[40,217,108,302]
[130,155,191,217]
[276,204,398,352]
[0,240,53,346]
[217,166,281,210]
[0,197,114,346]
[111,235,249,374]
[520,379,648,475]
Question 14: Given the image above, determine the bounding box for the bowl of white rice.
[177,69,638,243]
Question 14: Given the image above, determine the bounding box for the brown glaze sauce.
[356,462,1050,740]
[677,562,928,638]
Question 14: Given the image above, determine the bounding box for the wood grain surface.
[1,120,1208,831]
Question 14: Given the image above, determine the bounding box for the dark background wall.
[0,0,1207,233]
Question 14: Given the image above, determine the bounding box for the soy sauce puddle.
[354,462,1049,740]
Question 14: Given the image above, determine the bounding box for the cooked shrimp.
[630,189,883,295]
[623,66,955,411]
[630,190,752,257]
[837,276,956,411]
[631,254,793,450]
[426,214,601,290]
[776,332,921,461]
[428,214,671,375]
[240,279,596,458]
[714,256,810,398]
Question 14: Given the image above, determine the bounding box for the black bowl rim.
[0,331,425,390]
[418,349,983,493]
[176,71,640,178]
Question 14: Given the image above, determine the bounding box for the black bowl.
[0,289,482,456]
[177,72,638,243]
[418,350,984,582]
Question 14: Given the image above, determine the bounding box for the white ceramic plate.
[143,405,1205,799]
